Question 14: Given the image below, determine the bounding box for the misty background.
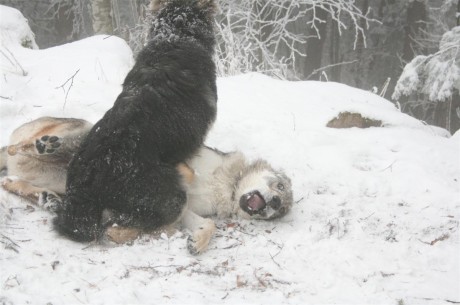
[1,0,458,133]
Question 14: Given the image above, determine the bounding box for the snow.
[1,5,459,305]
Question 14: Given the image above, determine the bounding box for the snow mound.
[0,5,37,49]
[0,34,134,144]
[0,8,459,305]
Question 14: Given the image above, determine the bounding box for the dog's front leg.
[181,208,216,255]
[1,178,61,212]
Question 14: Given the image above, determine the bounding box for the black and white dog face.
[234,160,293,220]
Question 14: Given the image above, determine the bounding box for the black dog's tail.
[53,195,103,242]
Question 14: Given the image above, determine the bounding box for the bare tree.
[214,0,374,79]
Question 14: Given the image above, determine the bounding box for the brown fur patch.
[32,123,61,140]
[176,162,195,184]
[105,227,142,244]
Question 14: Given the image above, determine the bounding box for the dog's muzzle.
[239,191,266,215]
[240,191,289,219]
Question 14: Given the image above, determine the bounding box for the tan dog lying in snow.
[0,117,293,254]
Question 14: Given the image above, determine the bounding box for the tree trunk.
[354,0,369,88]
[111,0,143,41]
[450,90,460,133]
[92,0,113,35]
[304,6,328,80]
[457,0,460,26]
[402,1,427,62]
[329,10,341,82]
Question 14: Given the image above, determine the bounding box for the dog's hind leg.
[1,177,61,211]
[8,134,79,162]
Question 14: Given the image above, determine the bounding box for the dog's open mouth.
[240,191,266,215]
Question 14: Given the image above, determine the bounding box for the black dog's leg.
[54,163,186,242]
[53,195,103,242]
[108,163,187,231]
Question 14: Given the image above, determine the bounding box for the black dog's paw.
[38,191,62,212]
[35,135,61,154]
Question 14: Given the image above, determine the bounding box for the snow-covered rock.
[0,5,38,49]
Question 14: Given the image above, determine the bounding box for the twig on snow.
[71,292,85,304]
[294,197,304,204]
[235,228,257,237]
[1,234,20,253]
[419,233,450,246]
[4,275,20,288]
[253,268,268,288]
[55,69,80,109]
[0,47,28,76]
[380,161,396,172]
[269,252,282,269]
[359,212,375,222]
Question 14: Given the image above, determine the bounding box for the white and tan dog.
[1,117,293,254]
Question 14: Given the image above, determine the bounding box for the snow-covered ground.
[1,5,459,305]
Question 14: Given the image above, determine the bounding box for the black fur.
[54,0,218,242]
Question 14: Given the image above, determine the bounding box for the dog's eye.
[277,183,285,191]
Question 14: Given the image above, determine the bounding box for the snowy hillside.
[1,6,459,305]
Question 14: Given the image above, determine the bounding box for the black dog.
[54,0,218,242]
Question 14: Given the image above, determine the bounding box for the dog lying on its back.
[1,117,294,254]
[54,0,219,243]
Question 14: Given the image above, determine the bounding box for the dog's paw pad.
[38,191,61,212]
[36,136,61,154]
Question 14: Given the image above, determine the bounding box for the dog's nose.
[270,196,281,210]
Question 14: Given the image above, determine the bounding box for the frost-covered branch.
[393,26,460,102]
[214,0,376,79]
[305,59,358,80]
